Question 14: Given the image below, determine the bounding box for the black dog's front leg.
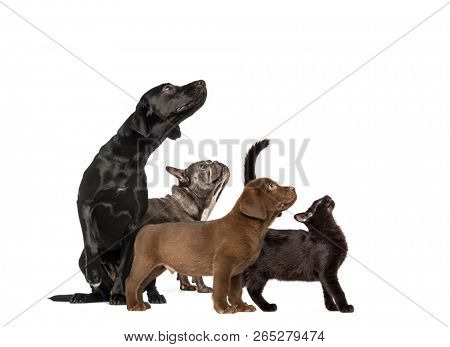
[145,279,167,304]
[109,238,132,305]
[320,273,354,313]
[78,202,105,287]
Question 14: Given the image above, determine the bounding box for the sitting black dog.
[244,196,354,313]
[50,80,207,304]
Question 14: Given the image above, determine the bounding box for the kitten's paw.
[339,304,354,313]
[325,302,338,311]
[261,303,277,312]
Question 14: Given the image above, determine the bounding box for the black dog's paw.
[261,303,278,312]
[85,265,103,287]
[70,293,90,304]
[109,294,126,305]
[147,291,167,304]
[325,302,339,311]
[339,304,354,313]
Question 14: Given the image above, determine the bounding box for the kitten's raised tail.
[244,139,270,185]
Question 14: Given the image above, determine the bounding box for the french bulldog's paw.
[197,286,213,293]
[127,302,151,311]
[147,291,167,304]
[215,305,238,314]
[180,283,197,291]
[237,303,257,312]
[339,304,354,313]
[109,294,126,305]
[261,303,277,312]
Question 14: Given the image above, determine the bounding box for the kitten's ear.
[294,212,311,222]
[166,166,189,185]
[239,188,267,220]
[129,100,153,137]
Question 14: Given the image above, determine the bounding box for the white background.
[1,0,449,345]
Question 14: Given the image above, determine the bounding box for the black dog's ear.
[166,166,189,185]
[239,188,267,220]
[129,100,152,137]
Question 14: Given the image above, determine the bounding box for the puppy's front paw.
[236,303,257,312]
[261,303,277,312]
[215,305,238,314]
[339,304,354,313]
[127,302,151,311]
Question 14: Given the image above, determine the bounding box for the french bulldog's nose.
[196,80,205,87]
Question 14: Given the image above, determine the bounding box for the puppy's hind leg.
[229,274,255,312]
[246,274,276,312]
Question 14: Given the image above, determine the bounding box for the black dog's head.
[167,161,230,218]
[294,195,335,227]
[129,80,207,139]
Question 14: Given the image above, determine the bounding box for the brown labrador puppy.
[125,178,297,313]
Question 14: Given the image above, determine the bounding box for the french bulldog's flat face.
[166,161,230,217]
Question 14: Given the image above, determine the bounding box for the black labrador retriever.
[51,80,207,304]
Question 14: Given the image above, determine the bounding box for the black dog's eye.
[163,85,173,93]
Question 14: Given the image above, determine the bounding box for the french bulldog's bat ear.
[239,188,267,220]
[129,99,153,137]
[166,166,189,185]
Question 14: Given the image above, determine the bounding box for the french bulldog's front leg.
[177,273,196,291]
[192,276,212,293]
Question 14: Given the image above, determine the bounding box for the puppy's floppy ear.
[239,188,267,220]
[129,100,153,137]
[166,166,189,186]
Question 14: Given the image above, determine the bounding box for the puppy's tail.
[244,139,270,184]
[48,294,73,302]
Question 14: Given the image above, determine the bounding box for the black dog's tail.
[48,294,73,302]
[244,139,270,185]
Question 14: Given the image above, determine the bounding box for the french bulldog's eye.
[163,85,173,93]
[268,183,275,190]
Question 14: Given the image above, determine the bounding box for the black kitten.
[244,195,354,313]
